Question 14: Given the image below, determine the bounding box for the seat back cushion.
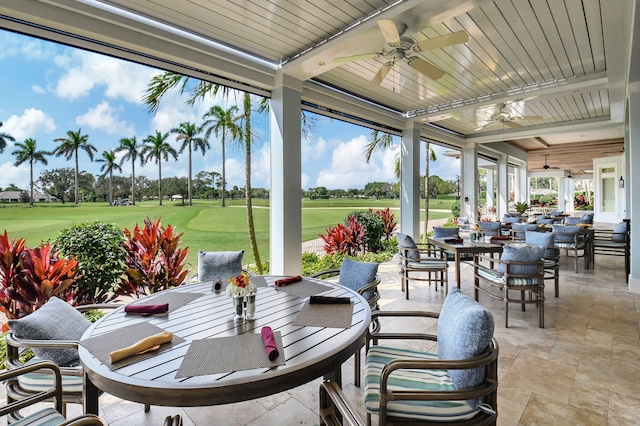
[8,297,91,367]
[438,287,494,405]
[612,221,628,242]
[339,258,378,301]
[538,217,554,224]
[198,250,244,282]
[580,213,594,224]
[564,217,581,225]
[525,231,555,259]
[497,245,544,276]
[396,233,419,259]
[433,227,459,238]
[502,216,522,224]
[552,225,582,243]
[512,223,538,234]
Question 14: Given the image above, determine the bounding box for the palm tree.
[96,150,122,205]
[0,122,15,153]
[201,105,242,208]
[365,130,436,235]
[171,122,209,206]
[141,131,178,206]
[116,136,143,205]
[144,72,264,273]
[12,138,48,206]
[53,128,96,204]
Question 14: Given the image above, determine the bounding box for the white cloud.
[53,50,158,103]
[251,143,270,188]
[32,85,46,94]
[0,33,56,60]
[316,135,396,189]
[0,161,29,189]
[302,136,328,161]
[3,108,56,142]
[76,101,134,135]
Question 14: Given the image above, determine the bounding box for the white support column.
[485,169,495,208]
[557,176,566,213]
[519,166,529,204]
[628,89,640,292]
[566,177,575,213]
[497,154,508,217]
[400,121,421,239]
[461,144,478,223]
[270,74,302,275]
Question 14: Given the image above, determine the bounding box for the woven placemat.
[292,301,353,329]
[274,279,331,299]
[127,292,202,314]
[249,276,268,288]
[175,332,285,378]
[80,322,184,370]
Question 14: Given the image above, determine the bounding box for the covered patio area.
[20,253,635,426]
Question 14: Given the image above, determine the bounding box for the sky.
[0,30,461,192]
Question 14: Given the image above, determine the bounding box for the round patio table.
[79,277,370,414]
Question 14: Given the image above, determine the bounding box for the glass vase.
[232,295,245,323]
[245,292,256,321]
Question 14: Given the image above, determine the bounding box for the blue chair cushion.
[497,245,544,276]
[580,213,594,224]
[564,217,581,225]
[12,407,66,426]
[552,225,583,243]
[538,218,554,225]
[478,221,501,236]
[502,216,522,224]
[525,231,555,260]
[198,250,244,282]
[612,221,628,242]
[433,227,459,238]
[8,297,90,367]
[339,258,378,301]
[396,233,419,259]
[437,287,494,406]
[512,223,538,235]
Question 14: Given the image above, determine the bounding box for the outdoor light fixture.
[619,176,625,189]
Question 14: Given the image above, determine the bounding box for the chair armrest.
[74,303,124,313]
[368,311,439,343]
[5,332,79,350]
[356,275,380,296]
[60,414,105,426]
[0,361,63,417]
[319,380,365,426]
[310,269,341,279]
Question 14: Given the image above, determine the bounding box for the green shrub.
[54,221,126,304]
[346,210,385,252]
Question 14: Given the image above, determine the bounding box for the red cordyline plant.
[320,216,365,256]
[0,231,78,331]
[118,218,189,297]
[370,207,397,240]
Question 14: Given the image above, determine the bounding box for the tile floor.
[2,252,639,425]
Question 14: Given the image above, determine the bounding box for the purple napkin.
[261,326,279,361]
[124,303,169,316]
[275,275,302,287]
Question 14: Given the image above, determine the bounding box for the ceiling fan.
[536,154,560,171]
[332,19,469,85]
[474,102,543,131]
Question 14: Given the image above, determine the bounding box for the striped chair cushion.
[554,241,586,249]
[593,240,626,249]
[477,268,540,286]
[16,358,83,394]
[12,407,66,426]
[543,259,557,268]
[407,260,447,270]
[364,346,480,422]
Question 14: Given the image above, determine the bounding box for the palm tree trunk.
[243,92,262,273]
[29,158,34,206]
[221,135,226,207]
[131,161,136,206]
[109,170,113,205]
[188,143,193,206]
[75,148,80,204]
[158,160,163,206]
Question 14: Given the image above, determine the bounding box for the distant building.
[0,191,58,203]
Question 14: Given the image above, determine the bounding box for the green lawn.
[0,198,453,268]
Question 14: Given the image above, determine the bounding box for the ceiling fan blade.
[414,31,469,52]
[474,121,494,131]
[333,53,380,63]
[377,19,401,45]
[407,57,445,80]
[371,63,393,85]
[504,121,522,129]
[510,115,544,121]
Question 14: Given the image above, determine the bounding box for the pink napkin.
[274,275,302,287]
[124,303,169,316]
[261,326,279,361]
